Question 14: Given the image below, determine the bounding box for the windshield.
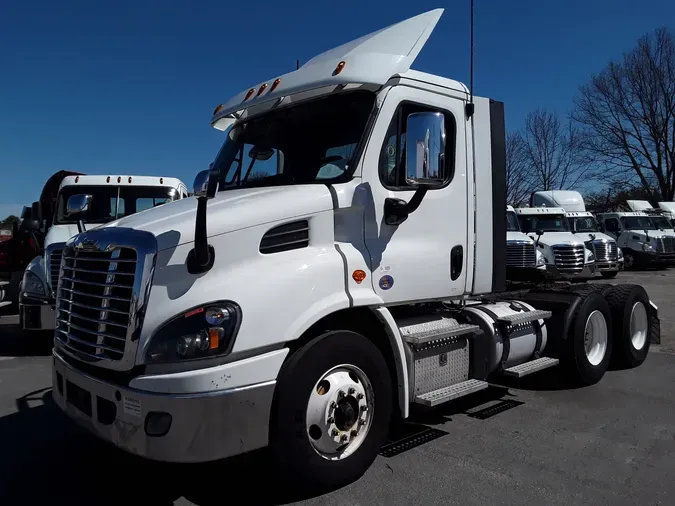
[506,211,521,232]
[55,185,178,224]
[213,91,375,191]
[621,216,657,230]
[651,216,673,229]
[570,216,599,233]
[518,214,570,233]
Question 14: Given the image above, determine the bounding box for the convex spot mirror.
[405,111,447,187]
[66,194,92,218]
[248,146,275,161]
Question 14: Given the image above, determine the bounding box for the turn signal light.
[333,60,346,75]
[270,78,282,92]
[257,83,268,96]
[244,88,256,101]
[213,104,224,115]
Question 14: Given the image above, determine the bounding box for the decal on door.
[379,275,394,290]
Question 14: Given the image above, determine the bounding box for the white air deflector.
[259,220,310,254]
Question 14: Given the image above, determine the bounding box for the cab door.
[362,86,468,303]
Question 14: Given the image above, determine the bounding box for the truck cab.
[596,211,675,268]
[49,10,656,491]
[531,190,621,278]
[506,205,545,275]
[657,202,675,227]
[514,207,596,278]
[19,175,188,332]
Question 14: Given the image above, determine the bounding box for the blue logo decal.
[379,275,394,290]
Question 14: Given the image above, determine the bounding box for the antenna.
[296,59,300,70]
[466,0,475,118]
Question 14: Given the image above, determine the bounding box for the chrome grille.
[590,240,618,262]
[55,247,137,361]
[655,237,675,253]
[506,241,536,267]
[551,244,585,273]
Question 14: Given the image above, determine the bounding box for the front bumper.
[52,351,276,463]
[595,261,620,272]
[638,251,675,265]
[19,294,56,330]
[546,263,596,279]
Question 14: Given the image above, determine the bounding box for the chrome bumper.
[19,295,56,330]
[595,262,619,272]
[546,263,596,279]
[52,351,275,463]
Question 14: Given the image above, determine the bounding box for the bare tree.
[573,27,675,200]
[506,131,534,206]
[520,108,588,191]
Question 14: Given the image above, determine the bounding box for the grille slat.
[551,244,585,273]
[655,237,675,253]
[506,241,536,267]
[590,240,618,262]
[55,246,137,362]
[49,249,63,294]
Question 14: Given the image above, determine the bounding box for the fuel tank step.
[413,379,489,407]
[503,357,559,378]
[399,319,480,346]
[496,309,552,326]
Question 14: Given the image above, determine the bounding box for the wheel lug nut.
[348,387,355,395]
[330,401,336,409]
[351,430,358,438]
[338,390,345,399]
[359,419,366,426]
[360,405,367,412]
[357,393,364,400]
[327,417,334,424]
[332,429,339,437]
[341,434,349,442]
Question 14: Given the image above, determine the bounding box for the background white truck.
[49,10,657,491]
[514,206,596,279]
[19,175,187,333]
[506,205,546,277]
[597,210,675,269]
[531,190,622,278]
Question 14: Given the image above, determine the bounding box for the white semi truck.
[20,175,188,333]
[50,10,657,490]
[514,206,596,279]
[597,210,675,269]
[506,205,546,274]
[531,190,622,278]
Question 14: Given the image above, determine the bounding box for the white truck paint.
[597,211,675,268]
[627,200,675,240]
[506,205,545,272]
[514,206,596,278]
[20,175,188,331]
[531,190,621,278]
[657,202,675,226]
[50,10,656,489]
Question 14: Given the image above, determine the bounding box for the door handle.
[451,245,463,280]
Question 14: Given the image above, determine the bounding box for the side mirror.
[193,169,210,196]
[22,219,40,231]
[405,112,447,186]
[535,229,544,236]
[66,194,92,218]
[31,201,42,223]
[589,233,596,241]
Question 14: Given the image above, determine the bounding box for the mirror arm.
[384,185,431,226]
[187,167,219,274]
[76,219,85,234]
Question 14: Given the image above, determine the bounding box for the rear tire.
[269,330,392,492]
[604,284,651,368]
[563,292,613,386]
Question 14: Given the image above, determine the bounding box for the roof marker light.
[75,176,79,183]
[244,88,256,101]
[106,176,111,183]
[333,61,346,76]
[117,177,122,183]
[128,177,132,183]
[213,104,224,115]
[270,78,281,93]
[160,177,164,184]
[256,83,268,96]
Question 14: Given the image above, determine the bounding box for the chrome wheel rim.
[584,310,608,366]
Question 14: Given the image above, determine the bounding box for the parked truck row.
[12,9,657,492]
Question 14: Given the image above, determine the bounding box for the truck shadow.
[0,322,53,357]
[0,388,346,505]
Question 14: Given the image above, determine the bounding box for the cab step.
[413,379,489,407]
[503,357,559,378]
[400,319,480,346]
[497,309,552,326]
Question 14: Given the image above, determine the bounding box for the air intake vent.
[260,220,309,254]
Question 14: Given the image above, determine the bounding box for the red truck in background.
[0,170,83,312]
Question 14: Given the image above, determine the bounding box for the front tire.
[564,292,613,386]
[269,330,392,491]
[604,284,651,368]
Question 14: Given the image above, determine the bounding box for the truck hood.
[44,223,101,249]
[506,231,533,243]
[102,185,335,251]
[578,232,616,243]
[528,232,585,246]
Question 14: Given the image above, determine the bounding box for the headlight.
[586,249,595,262]
[22,270,46,296]
[146,301,241,364]
[642,243,653,252]
[536,252,546,266]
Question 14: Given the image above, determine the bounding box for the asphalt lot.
[1,271,674,505]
